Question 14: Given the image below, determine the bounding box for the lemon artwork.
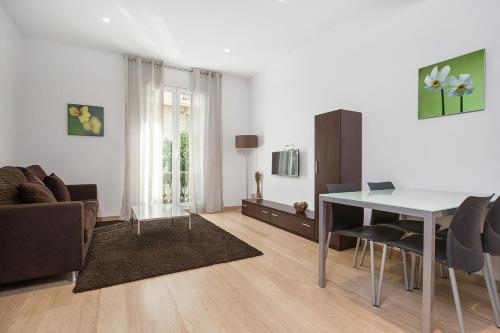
[68,104,104,136]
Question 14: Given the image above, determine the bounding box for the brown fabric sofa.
[0,165,98,284]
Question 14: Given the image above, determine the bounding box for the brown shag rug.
[73,215,263,293]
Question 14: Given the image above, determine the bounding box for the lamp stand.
[245,150,249,199]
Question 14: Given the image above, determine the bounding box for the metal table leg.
[319,199,327,288]
[130,208,134,230]
[422,212,436,332]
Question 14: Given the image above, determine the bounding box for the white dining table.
[318,188,493,333]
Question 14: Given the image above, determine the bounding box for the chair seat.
[335,225,405,243]
[385,234,448,264]
[379,219,441,234]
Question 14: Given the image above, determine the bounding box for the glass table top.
[131,204,191,221]
[320,188,495,213]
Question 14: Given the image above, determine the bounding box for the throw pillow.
[18,176,57,203]
[44,173,71,202]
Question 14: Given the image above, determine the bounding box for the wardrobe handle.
[315,161,318,174]
[301,223,311,228]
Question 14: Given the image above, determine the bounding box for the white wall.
[0,5,24,165]
[10,38,248,215]
[250,0,500,208]
[16,39,125,216]
[222,75,250,206]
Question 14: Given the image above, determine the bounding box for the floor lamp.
[235,135,258,199]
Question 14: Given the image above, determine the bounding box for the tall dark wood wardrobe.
[314,109,362,250]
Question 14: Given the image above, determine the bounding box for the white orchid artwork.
[424,65,451,92]
[447,74,474,112]
[418,49,485,120]
[424,65,451,115]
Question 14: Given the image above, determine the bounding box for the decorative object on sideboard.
[255,171,263,200]
[68,103,104,136]
[418,49,485,119]
[235,135,258,199]
[293,201,308,213]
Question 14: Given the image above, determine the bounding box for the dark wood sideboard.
[242,199,315,240]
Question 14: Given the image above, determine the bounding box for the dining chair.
[325,183,405,306]
[367,181,442,234]
[359,181,441,266]
[481,196,500,328]
[376,195,495,332]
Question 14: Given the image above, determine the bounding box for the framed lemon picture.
[418,49,485,119]
[67,104,104,136]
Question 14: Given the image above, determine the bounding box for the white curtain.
[120,57,165,219]
[121,60,223,218]
[190,69,223,213]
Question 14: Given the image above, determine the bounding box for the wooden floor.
[1,209,499,332]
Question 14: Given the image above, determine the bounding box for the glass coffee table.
[130,204,191,235]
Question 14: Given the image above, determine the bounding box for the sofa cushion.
[18,179,57,204]
[44,173,71,202]
[24,165,48,181]
[0,167,28,205]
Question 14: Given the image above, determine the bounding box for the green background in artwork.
[418,49,485,119]
[67,104,104,136]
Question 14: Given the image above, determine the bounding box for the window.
[162,87,191,206]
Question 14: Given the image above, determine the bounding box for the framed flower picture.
[67,104,104,136]
[418,49,485,119]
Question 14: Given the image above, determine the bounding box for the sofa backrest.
[0,167,28,205]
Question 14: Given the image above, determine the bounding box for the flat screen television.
[272,149,299,177]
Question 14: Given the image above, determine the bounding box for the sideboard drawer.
[270,209,314,239]
[243,202,271,223]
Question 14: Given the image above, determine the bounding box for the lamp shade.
[235,135,258,148]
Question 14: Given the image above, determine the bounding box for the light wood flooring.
[1,208,499,332]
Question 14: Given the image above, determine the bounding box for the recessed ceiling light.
[102,17,111,23]
[278,0,286,2]
[224,48,231,53]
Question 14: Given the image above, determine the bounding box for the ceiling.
[1,0,377,76]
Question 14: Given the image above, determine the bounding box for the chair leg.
[325,232,332,258]
[484,253,500,328]
[402,249,410,291]
[449,268,466,333]
[415,256,423,289]
[410,253,416,292]
[352,237,361,268]
[370,241,376,306]
[360,239,368,267]
[376,244,388,307]
[388,246,393,259]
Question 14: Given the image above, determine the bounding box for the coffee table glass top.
[131,204,190,221]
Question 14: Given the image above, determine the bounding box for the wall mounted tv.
[272,149,299,177]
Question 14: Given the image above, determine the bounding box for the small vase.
[255,172,263,200]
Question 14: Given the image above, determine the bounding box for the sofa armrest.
[67,184,97,201]
[0,202,84,284]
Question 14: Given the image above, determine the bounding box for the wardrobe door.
[314,111,341,244]
[314,110,361,250]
